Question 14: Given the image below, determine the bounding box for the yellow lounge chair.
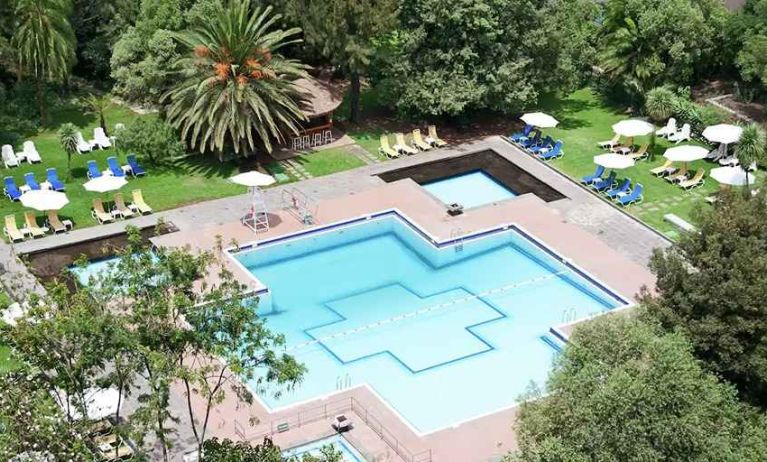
[394,133,418,155]
[113,193,135,219]
[131,189,153,215]
[3,215,24,242]
[411,129,433,151]
[427,125,447,147]
[598,134,620,149]
[46,210,71,234]
[378,135,399,159]
[665,165,689,183]
[679,168,705,189]
[650,160,676,176]
[92,198,115,224]
[24,212,46,238]
[628,144,649,160]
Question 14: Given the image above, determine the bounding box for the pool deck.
[5,136,670,461]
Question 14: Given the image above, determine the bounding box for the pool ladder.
[451,228,465,252]
[335,374,352,390]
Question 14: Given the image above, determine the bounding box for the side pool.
[282,435,365,461]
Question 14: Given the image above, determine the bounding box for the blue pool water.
[422,171,516,208]
[282,435,365,461]
[70,257,119,286]
[234,214,624,433]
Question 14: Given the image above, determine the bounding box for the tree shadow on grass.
[154,155,239,180]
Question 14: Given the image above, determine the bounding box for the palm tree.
[82,95,113,134]
[58,122,78,178]
[644,87,677,123]
[735,124,766,190]
[163,0,307,161]
[12,0,76,125]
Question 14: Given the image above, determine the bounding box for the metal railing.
[234,397,432,462]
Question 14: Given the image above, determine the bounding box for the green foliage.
[669,94,727,134]
[643,190,767,406]
[57,121,79,177]
[81,94,113,131]
[736,123,767,172]
[117,117,186,164]
[163,1,307,157]
[644,87,677,122]
[598,0,727,100]
[201,437,343,462]
[509,314,767,461]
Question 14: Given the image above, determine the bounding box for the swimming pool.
[282,435,365,461]
[422,171,516,208]
[232,212,626,433]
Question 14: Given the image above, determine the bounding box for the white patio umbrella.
[663,145,709,169]
[62,387,121,421]
[594,153,636,170]
[710,166,757,186]
[702,124,743,144]
[520,112,559,128]
[229,170,276,187]
[612,119,655,138]
[19,190,69,211]
[83,176,128,193]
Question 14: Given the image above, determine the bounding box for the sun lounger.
[628,144,649,161]
[705,145,723,162]
[4,177,21,201]
[394,133,418,155]
[668,123,691,143]
[598,134,620,149]
[509,124,533,144]
[24,212,46,237]
[46,168,65,191]
[46,210,72,234]
[617,183,643,206]
[92,198,115,224]
[655,118,676,138]
[21,141,41,163]
[718,155,739,167]
[665,165,689,183]
[76,132,92,153]
[93,127,112,149]
[591,171,617,191]
[106,156,126,177]
[537,141,564,160]
[605,178,631,199]
[378,135,400,159]
[113,193,135,219]
[3,215,24,242]
[131,189,153,215]
[529,136,553,154]
[678,168,705,189]
[411,129,433,151]
[126,154,146,176]
[24,172,40,191]
[521,132,541,149]
[581,166,605,185]
[2,145,20,168]
[650,160,677,177]
[87,160,102,179]
[426,125,447,148]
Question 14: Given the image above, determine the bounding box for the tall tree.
[279,0,398,123]
[508,314,767,461]
[82,94,112,133]
[58,122,79,178]
[735,123,766,186]
[643,189,767,407]
[164,0,307,159]
[11,0,76,125]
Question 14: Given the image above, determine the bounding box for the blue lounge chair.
[87,160,102,179]
[24,172,40,191]
[617,183,643,206]
[4,177,21,201]
[537,141,564,160]
[46,168,65,191]
[509,124,533,143]
[591,171,617,192]
[126,154,146,177]
[581,166,605,185]
[521,133,541,149]
[605,178,631,199]
[107,157,125,177]
[529,136,553,154]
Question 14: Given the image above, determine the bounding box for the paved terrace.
[3,136,670,461]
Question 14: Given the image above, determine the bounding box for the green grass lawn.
[537,88,733,239]
[293,148,366,177]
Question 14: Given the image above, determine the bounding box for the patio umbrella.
[62,388,121,421]
[702,124,742,144]
[710,166,756,186]
[663,145,709,170]
[594,153,635,170]
[612,119,655,138]
[520,112,559,128]
[19,190,69,211]
[229,170,276,187]
[83,176,128,193]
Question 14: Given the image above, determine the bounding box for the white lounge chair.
[1,145,20,168]
[668,123,691,143]
[655,118,676,138]
[22,141,41,163]
[93,127,112,149]
[76,132,92,153]
[719,156,739,167]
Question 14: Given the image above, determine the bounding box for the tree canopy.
[509,314,767,462]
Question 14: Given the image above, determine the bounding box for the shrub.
[117,118,185,165]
